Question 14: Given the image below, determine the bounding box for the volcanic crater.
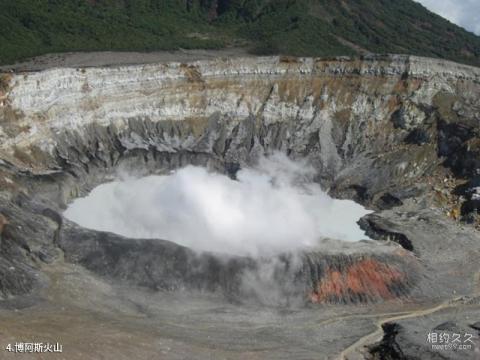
[0,54,480,359]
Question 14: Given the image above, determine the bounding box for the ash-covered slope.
[0,54,480,358]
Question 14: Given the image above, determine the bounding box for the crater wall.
[1,55,479,306]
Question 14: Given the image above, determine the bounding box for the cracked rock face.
[1,54,480,359]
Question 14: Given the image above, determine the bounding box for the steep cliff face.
[1,55,479,202]
[0,55,480,307]
[2,55,479,167]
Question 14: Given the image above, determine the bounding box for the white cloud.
[416,0,480,35]
[64,153,371,257]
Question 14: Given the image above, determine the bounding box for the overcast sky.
[416,0,480,35]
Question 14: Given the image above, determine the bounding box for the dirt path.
[338,296,466,360]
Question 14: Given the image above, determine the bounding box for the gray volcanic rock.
[0,54,480,358]
[59,221,420,305]
[470,322,480,332]
[367,303,480,360]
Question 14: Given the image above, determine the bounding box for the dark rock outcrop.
[358,215,414,252]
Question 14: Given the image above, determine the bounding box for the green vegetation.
[0,0,479,66]
[0,0,223,65]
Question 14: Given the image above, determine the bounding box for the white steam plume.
[64,153,371,257]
